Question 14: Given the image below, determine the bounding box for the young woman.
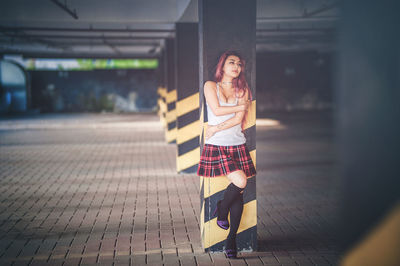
[197,50,256,259]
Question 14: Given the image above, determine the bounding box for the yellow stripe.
[176,120,200,144]
[243,100,256,130]
[161,118,167,128]
[160,87,167,98]
[166,109,176,123]
[176,147,200,172]
[166,89,177,104]
[200,200,205,236]
[160,100,167,112]
[158,88,164,98]
[157,86,163,96]
[340,202,400,266]
[201,122,208,146]
[176,93,199,117]
[203,176,230,198]
[200,104,204,145]
[250,149,256,169]
[165,127,177,143]
[203,200,257,248]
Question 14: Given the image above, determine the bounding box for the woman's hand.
[239,100,251,111]
[205,125,217,140]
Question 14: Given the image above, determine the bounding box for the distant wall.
[0,60,29,114]
[29,51,335,113]
[29,69,157,113]
[256,51,335,112]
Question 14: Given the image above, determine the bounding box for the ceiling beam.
[0,50,160,59]
[0,26,174,33]
[303,1,341,18]
[49,0,79,20]
[0,33,173,41]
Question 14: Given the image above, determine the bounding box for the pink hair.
[214,50,252,130]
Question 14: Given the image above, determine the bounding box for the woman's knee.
[238,176,247,188]
[229,171,247,188]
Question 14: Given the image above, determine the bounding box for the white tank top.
[205,83,246,146]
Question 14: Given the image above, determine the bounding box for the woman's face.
[223,55,242,78]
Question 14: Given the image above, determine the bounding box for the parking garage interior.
[0,0,399,265]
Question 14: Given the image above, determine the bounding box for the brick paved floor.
[0,112,343,265]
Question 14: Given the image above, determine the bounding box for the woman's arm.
[205,89,249,140]
[204,81,247,116]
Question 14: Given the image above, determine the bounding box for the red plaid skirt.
[197,143,256,178]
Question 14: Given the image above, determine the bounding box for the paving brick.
[0,113,341,265]
[210,252,230,265]
[179,255,196,266]
[146,251,163,264]
[131,254,146,265]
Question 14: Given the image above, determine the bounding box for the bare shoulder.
[238,88,250,103]
[204,80,217,90]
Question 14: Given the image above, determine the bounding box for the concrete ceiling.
[0,0,340,59]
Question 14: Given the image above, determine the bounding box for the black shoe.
[212,200,229,230]
[224,237,238,259]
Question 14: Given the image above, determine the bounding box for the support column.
[165,39,177,143]
[175,23,200,173]
[157,51,167,128]
[198,0,257,252]
[336,1,400,265]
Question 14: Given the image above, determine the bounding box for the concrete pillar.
[157,51,167,127]
[198,0,257,252]
[175,22,200,173]
[336,0,400,265]
[165,38,177,143]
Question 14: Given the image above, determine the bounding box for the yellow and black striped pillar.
[157,86,167,128]
[176,92,200,173]
[175,22,200,173]
[198,0,257,252]
[157,51,168,128]
[165,89,177,143]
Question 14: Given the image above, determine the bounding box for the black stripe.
[244,176,256,204]
[180,164,198,174]
[177,108,199,129]
[167,121,176,130]
[178,136,199,156]
[244,125,256,151]
[167,139,176,144]
[167,102,175,111]
[200,179,204,213]
[200,129,204,149]
[204,226,257,252]
[204,103,208,122]
[177,89,199,101]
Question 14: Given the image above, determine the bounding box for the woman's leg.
[227,192,244,239]
[225,192,244,257]
[218,170,247,221]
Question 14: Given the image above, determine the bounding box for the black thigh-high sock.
[227,193,244,240]
[218,182,244,221]
[225,193,244,251]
